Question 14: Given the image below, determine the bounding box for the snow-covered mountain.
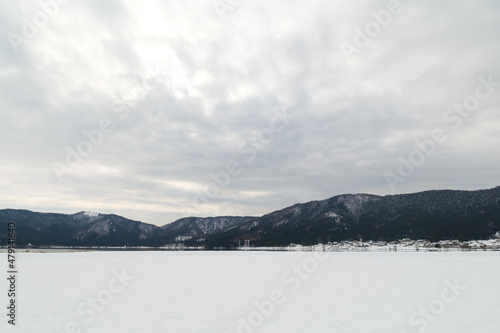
[0,209,254,247]
[0,210,157,246]
[205,187,500,247]
[1,186,500,247]
[151,216,256,245]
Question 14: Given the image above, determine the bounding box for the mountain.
[205,187,500,247]
[0,210,157,247]
[150,216,256,246]
[0,209,254,247]
[1,186,500,248]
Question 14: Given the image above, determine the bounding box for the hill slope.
[1,186,499,247]
[205,187,500,247]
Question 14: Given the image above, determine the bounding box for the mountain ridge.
[1,186,499,247]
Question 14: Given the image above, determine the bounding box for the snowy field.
[1,251,499,333]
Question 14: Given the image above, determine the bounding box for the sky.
[1,0,499,226]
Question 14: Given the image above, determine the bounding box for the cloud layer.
[1,0,499,225]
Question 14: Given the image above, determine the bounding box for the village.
[285,232,500,252]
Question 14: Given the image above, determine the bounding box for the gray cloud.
[1,0,499,225]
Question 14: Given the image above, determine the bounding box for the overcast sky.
[1,0,499,226]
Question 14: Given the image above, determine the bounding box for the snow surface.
[1,251,499,332]
[175,235,193,242]
[83,211,99,218]
[325,211,339,218]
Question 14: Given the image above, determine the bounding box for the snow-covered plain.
[1,251,499,332]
